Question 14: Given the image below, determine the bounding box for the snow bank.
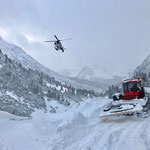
[1,97,150,150]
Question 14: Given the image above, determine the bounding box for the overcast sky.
[0,0,150,76]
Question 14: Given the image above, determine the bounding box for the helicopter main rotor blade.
[54,35,59,41]
[44,41,56,42]
[60,38,72,41]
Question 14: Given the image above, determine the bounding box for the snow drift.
[0,97,150,150]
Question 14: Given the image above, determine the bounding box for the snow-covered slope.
[0,36,62,79]
[0,98,150,150]
[135,54,150,73]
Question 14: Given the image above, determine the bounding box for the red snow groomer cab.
[121,78,145,100]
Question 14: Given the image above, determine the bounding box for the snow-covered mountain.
[1,36,126,92]
[61,65,127,80]
[61,65,126,90]
[135,54,150,73]
[0,36,63,80]
[76,66,95,80]
[0,37,104,92]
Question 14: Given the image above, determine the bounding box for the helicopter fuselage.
[54,41,64,52]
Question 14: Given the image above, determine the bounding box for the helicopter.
[44,35,72,52]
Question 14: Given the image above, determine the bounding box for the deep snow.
[0,98,150,150]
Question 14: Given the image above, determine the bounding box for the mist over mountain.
[61,65,127,90]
